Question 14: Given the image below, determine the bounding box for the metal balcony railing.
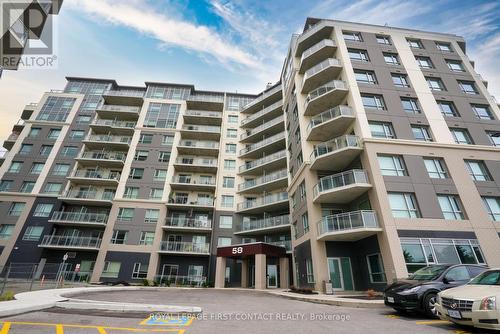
[71,170,121,181]
[241,100,283,126]
[317,210,379,236]
[240,115,284,140]
[178,141,219,149]
[239,132,285,156]
[242,84,282,111]
[310,135,360,160]
[39,235,102,249]
[50,211,108,224]
[159,241,210,254]
[91,119,136,128]
[305,80,347,104]
[267,240,292,252]
[303,58,341,80]
[175,158,217,167]
[164,217,212,229]
[85,134,131,144]
[237,192,288,211]
[300,39,336,63]
[171,177,216,186]
[238,169,288,191]
[238,214,290,232]
[313,170,369,197]
[168,197,214,206]
[238,150,287,173]
[98,105,141,113]
[306,106,353,133]
[181,125,221,133]
[78,151,127,162]
[105,90,145,98]
[187,94,224,103]
[61,190,115,201]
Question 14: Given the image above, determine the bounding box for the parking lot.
[0,289,495,333]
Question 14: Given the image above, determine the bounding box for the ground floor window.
[401,238,486,273]
[132,262,149,279]
[101,261,121,278]
[306,258,314,283]
[366,253,386,283]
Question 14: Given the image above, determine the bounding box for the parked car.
[384,264,487,317]
[436,268,500,331]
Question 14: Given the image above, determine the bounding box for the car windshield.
[469,271,500,285]
[409,265,449,280]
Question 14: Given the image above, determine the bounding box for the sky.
[0,0,499,144]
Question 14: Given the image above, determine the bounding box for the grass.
[0,291,15,301]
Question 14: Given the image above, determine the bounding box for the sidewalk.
[266,289,385,308]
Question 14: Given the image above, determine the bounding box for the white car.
[435,268,500,331]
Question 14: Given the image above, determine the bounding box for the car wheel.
[423,293,438,318]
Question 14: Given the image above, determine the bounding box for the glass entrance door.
[327,257,354,291]
[267,264,278,288]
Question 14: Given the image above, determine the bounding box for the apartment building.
[0,17,499,292]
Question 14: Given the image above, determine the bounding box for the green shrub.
[142,279,150,286]
[0,291,15,301]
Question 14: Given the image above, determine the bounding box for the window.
[222,177,234,188]
[482,197,500,221]
[377,155,407,176]
[33,203,53,217]
[162,135,174,146]
[129,168,144,180]
[376,35,391,45]
[52,164,70,176]
[139,133,153,144]
[388,192,420,218]
[22,226,44,241]
[367,254,386,283]
[299,181,306,202]
[61,146,78,157]
[39,145,53,156]
[19,144,33,155]
[343,31,362,42]
[8,161,22,173]
[132,263,148,279]
[471,104,494,120]
[415,56,433,69]
[400,97,420,114]
[221,195,234,208]
[302,213,309,234]
[225,143,237,154]
[123,187,139,199]
[0,180,12,192]
[348,48,369,62]
[76,115,92,124]
[153,169,167,181]
[218,237,232,247]
[43,183,62,194]
[139,231,155,245]
[69,130,85,139]
[8,202,25,216]
[426,77,446,91]
[144,103,180,128]
[28,128,41,137]
[437,101,459,117]
[487,131,500,147]
[446,60,465,72]
[407,38,423,48]
[224,160,236,170]
[354,70,377,84]
[361,94,385,110]
[158,151,170,163]
[149,188,163,200]
[101,261,121,278]
[47,128,61,139]
[219,215,233,229]
[226,129,237,138]
[134,150,148,161]
[111,230,128,244]
[306,258,314,283]
[411,125,432,141]
[438,195,465,220]
[383,52,399,65]
[424,158,448,179]
[392,73,410,87]
[458,81,478,94]
[145,209,159,223]
[20,181,35,193]
[117,208,134,221]
[36,97,75,122]
[0,225,14,239]
[228,115,238,123]
[369,122,395,139]
[450,128,473,144]
[465,160,491,181]
[30,163,45,174]
[436,42,452,52]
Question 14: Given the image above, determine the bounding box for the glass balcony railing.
[313,169,369,197]
[300,39,336,64]
[310,135,360,161]
[181,125,221,133]
[61,190,115,201]
[105,90,145,98]
[239,132,285,156]
[240,115,284,140]
[184,110,222,118]
[238,214,290,232]
[239,150,287,173]
[168,197,214,206]
[85,134,132,144]
[50,211,108,225]
[39,235,102,249]
[71,170,121,181]
[164,217,212,229]
[159,241,210,254]
[242,84,282,111]
[267,240,292,252]
[237,192,288,211]
[188,94,224,103]
[91,119,136,128]
[238,169,288,191]
[171,177,216,186]
[305,80,347,104]
[98,105,141,113]
[78,151,127,162]
[303,58,341,80]
[175,158,217,167]
[306,106,353,133]
[317,210,379,236]
[178,141,219,149]
[241,100,283,126]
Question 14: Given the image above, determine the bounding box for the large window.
[388,192,420,218]
[458,81,478,95]
[123,187,139,199]
[30,163,45,175]
[306,258,314,283]
[343,31,362,42]
[436,42,452,52]
[0,225,14,239]
[8,161,23,173]
[8,202,25,216]
[370,122,395,139]
[471,104,494,120]
[487,131,500,146]
[221,195,234,208]
[20,182,35,193]
[426,77,446,91]
[391,73,410,87]
[377,155,407,176]
[33,204,53,217]
[482,197,500,221]
[465,160,491,181]
[117,208,134,221]
[218,237,232,246]
[144,103,180,128]
[348,48,369,62]
[415,56,433,69]
[132,263,149,279]
[146,86,190,100]
[376,35,391,45]
[102,261,121,278]
[362,94,385,110]
[145,209,159,223]
[139,231,155,245]
[383,52,400,65]
[446,60,465,72]
[0,180,12,192]
[43,183,62,194]
[302,213,309,234]
[22,226,44,241]
[366,253,386,283]
[52,164,70,176]
[411,125,432,141]
[219,215,233,229]
[224,160,236,170]
[438,195,465,220]
[423,158,448,179]
[407,38,423,49]
[111,230,128,244]
[354,70,377,84]
[36,97,75,122]
[437,101,459,117]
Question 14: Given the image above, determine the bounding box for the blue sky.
[0,0,499,142]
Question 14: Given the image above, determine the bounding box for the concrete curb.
[267,291,386,309]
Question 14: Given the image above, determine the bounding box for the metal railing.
[50,211,108,225]
[241,100,283,126]
[238,150,287,173]
[238,169,288,191]
[317,210,379,236]
[39,235,102,249]
[181,125,221,133]
[240,115,284,140]
[71,170,121,181]
[85,134,132,144]
[91,119,136,128]
[237,192,288,211]
[313,170,369,197]
[159,241,210,254]
[175,158,217,167]
[178,140,219,149]
[303,58,341,81]
[306,106,353,133]
[98,105,141,113]
[105,90,145,98]
[305,80,347,105]
[238,214,290,232]
[239,132,285,156]
[78,151,127,162]
[154,275,207,287]
[267,240,292,252]
[171,177,216,186]
[168,197,214,206]
[164,217,212,229]
[310,135,360,161]
[301,39,336,64]
[242,84,282,111]
[60,190,115,201]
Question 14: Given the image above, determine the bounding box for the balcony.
[295,21,333,57]
[67,170,121,186]
[96,105,140,119]
[299,39,337,74]
[241,100,283,128]
[59,189,114,206]
[235,214,290,235]
[159,241,210,256]
[240,115,285,143]
[239,132,286,159]
[49,211,108,227]
[90,119,136,135]
[238,169,288,194]
[301,58,342,93]
[3,132,20,150]
[310,135,362,171]
[236,192,289,214]
[103,90,145,106]
[238,150,287,175]
[313,170,371,204]
[304,80,348,116]
[267,240,292,253]
[241,84,282,114]
[170,177,216,192]
[177,140,219,156]
[167,197,214,210]
[83,134,131,150]
[183,110,222,125]
[174,157,218,173]
[180,125,221,140]
[12,119,25,133]
[39,235,102,251]
[163,217,212,233]
[186,94,224,111]
[316,210,382,242]
[76,151,127,168]
[21,103,37,120]
[306,106,355,141]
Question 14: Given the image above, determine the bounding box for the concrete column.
[254,254,266,290]
[241,258,248,288]
[279,257,289,289]
[214,257,226,288]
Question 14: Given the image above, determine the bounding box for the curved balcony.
[159,241,210,256]
[174,157,218,173]
[83,134,131,150]
[170,177,216,192]
[239,132,286,159]
[103,90,144,106]
[304,80,348,116]
[177,140,219,156]
[163,217,212,233]
[310,135,362,171]
[96,105,140,119]
[180,125,221,140]
[186,94,224,111]
[313,170,371,204]
[295,21,333,57]
[317,210,382,242]
[49,211,108,227]
[76,151,127,167]
[301,58,342,93]
[240,115,285,143]
[306,106,355,141]
[239,150,287,176]
[59,189,115,206]
[238,169,288,194]
[241,84,282,114]
[68,170,121,186]
[39,235,102,251]
[299,39,337,74]
[236,192,289,214]
[183,110,222,125]
[90,119,136,135]
[241,100,283,128]
[235,214,290,235]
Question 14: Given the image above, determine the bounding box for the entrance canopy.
[216,242,286,258]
